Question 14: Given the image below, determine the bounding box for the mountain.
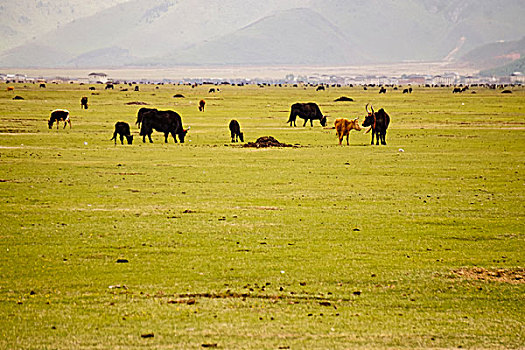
[1,0,524,68]
[479,57,525,76]
[0,0,130,53]
[459,37,525,70]
[150,8,367,66]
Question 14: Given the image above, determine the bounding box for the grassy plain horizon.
[2,62,479,81]
[0,82,523,349]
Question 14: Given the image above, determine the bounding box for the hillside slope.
[151,8,367,66]
[0,0,130,52]
[479,57,525,76]
[1,0,524,68]
[459,37,525,70]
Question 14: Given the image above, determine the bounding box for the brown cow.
[335,118,362,145]
[6,86,14,91]
[199,99,205,112]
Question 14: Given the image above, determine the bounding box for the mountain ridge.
[0,0,523,68]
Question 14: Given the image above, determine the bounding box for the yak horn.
[365,103,370,114]
[370,105,375,114]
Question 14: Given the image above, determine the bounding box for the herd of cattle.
[48,97,391,146]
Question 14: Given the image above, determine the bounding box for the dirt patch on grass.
[125,101,149,105]
[0,128,35,133]
[253,206,282,211]
[136,291,355,305]
[243,136,295,148]
[452,267,524,284]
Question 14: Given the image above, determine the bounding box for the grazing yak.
[199,99,206,112]
[135,107,155,129]
[229,119,244,142]
[137,108,188,143]
[362,104,390,145]
[334,118,362,145]
[80,96,88,109]
[287,102,327,127]
[48,109,71,129]
[452,87,468,93]
[111,122,133,145]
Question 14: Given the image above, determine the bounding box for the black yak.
[111,122,133,145]
[229,119,244,142]
[362,104,390,145]
[287,102,327,127]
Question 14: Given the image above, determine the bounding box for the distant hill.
[459,37,525,70]
[1,0,524,68]
[0,0,130,53]
[150,8,367,66]
[480,57,525,76]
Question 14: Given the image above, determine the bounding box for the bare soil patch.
[451,267,524,284]
[243,136,295,148]
[125,101,149,105]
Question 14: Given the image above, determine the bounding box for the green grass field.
[0,82,524,349]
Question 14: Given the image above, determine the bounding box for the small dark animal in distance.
[80,96,88,109]
[199,99,205,111]
[334,96,353,102]
[229,119,244,142]
[111,122,133,145]
[452,86,468,93]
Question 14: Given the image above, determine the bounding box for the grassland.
[0,82,524,349]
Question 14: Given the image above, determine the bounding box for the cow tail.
[287,109,296,123]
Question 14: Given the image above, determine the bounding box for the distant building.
[432,73,458,85]
[510,72,524,83]
[399,75,426,85]
[15,74,27,83]
[88,72,108,84]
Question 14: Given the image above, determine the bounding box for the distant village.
[1,70,524,86]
